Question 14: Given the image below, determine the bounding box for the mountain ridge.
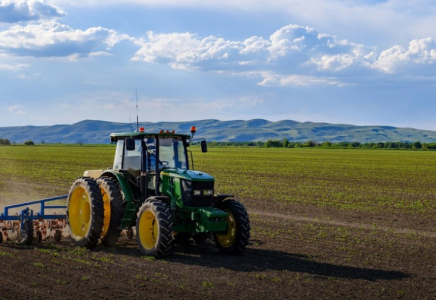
[1,119,436,144]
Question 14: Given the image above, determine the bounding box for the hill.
[1,119,436,144]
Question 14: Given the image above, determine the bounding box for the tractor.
[66,126,250,258]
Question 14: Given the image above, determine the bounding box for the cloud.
[0,63,29,71]
[132,25,374,86]
[132,31,244,71]
[0,21,130,58]
[257,72,347,87]
[371,38,436,73]
[0,0,66,23]
[133,25,369,72]
[132,24,436,86]
[8,105,26,115]
[132,24,376,73]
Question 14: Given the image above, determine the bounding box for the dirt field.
[1,201,435,299]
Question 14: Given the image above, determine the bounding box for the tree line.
[0,138,34,146]
[0,138,11,145]
[2,138,436,150]
[206,140,436,150]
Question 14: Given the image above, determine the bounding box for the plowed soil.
[1,203,435,300]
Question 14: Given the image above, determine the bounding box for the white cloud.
[0,63,29,71]
[310,54,356,72]
[89,51,112,57]
[132,25,374,86]
[132,31,243,70]
[0,0,66,23]
[132,24,436,86]
[133,25,370,73]
[7,105,26,115]
[257,72,347,87]
[0,21,130,58]
[371,38,436,73]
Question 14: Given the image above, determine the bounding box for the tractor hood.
[161,169,214,181]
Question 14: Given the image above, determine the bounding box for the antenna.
[129,117,134,132]
[136,88,139,131]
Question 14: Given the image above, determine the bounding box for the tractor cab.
[110,128,206,202]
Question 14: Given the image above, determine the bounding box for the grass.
[1,146,436,216]
[194,148,436,214]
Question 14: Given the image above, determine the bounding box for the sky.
[1,0,436,130]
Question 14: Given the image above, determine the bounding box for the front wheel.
[136,200,174,258]
[214,200,250,255]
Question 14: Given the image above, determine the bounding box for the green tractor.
[66,126,250,258]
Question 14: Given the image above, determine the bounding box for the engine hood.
[161,169,214,181]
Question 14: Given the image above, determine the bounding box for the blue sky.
[1,0,436,130]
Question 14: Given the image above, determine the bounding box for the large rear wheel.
[97,177,125,247]
[136,200,173,258]
[214,200,250,255]
[67,177,104,248]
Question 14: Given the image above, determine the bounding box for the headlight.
[193,190,202,196]
[203,190,214,196]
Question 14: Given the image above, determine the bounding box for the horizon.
[1,118,436,132]
[1,1,436,130]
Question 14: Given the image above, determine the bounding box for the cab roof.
[110,131,191,143]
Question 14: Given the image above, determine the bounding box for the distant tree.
[351,142,361,148]
[24,140,34,145]
[412,141,422,149]
[265,140,283,147]
[376,142,384,148]
[282,138,290,148]
[337,142,350,148]
[0,138,11,146]
[304,140,316,147]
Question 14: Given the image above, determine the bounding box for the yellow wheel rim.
[100,187,111,238]
[216,209,236,248]
[138,210,158,250]
[68,187,91,238]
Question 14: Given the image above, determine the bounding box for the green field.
[1,145,435,220]
[202,148,436,214]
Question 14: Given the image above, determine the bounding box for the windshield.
[145,137,187,170]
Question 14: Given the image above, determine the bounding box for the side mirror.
[126,138,136,151]
[201,140,208,153]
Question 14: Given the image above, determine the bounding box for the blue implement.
[0,195,68,221]
[0,195,68,244]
